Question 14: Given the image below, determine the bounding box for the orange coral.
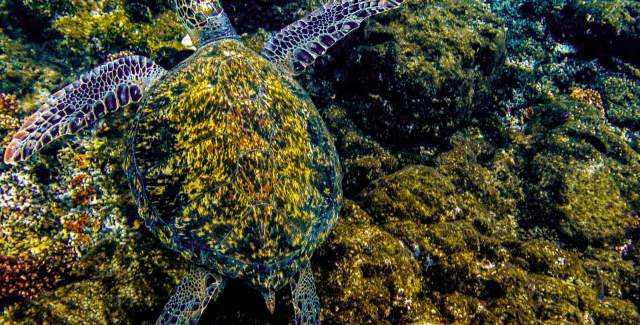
[523,106,535,120]
[63,213,91,233]
[73,153,91,169]
[69,173,97,206]
[570,87,605,113]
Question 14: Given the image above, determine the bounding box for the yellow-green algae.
[127,39,341,293]
[603,76,640,130]
[525,96,639,246]
[323,128,639,324]
[316,200,443,324]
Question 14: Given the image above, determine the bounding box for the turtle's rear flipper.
[157,267,225,325]
[261,0,404,74]
[3,56,166,165]
[291,266,320,325]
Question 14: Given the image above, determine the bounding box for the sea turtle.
[3,0,404,323]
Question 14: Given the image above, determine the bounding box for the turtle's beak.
[262,291,276,315]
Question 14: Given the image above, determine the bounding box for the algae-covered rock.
[223,0,321,34]
[322,105,400,195]
[526,96,639,247]
[315,200,441,325]
[0,0,184,99]
[539,0,640,65]
[348,127,640,323]
[50,0,184,67]
[311,0,506,148]
[558,163,631,245]
[604,76,640,130]
[1,234,185,324]
[359,165,463,225]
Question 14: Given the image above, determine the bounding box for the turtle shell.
[124,40,341,292]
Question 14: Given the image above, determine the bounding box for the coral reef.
[222,0,321,34]
[321,105,400,194]
[323,129,639,323]
[525,97,640,247]
[316,200,441,324]
[0,234,185,324]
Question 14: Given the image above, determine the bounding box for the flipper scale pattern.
[3,56,166,164]
[262,0,404,74]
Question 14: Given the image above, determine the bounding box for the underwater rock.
[525,96,640,247]
[604,76,640,131]
[0,0,184,99]
[0,234,185,324]
[0,93,20,145]
[223,0,321,34]
[347,128,639,323]
[0,30,63,102]
[50,0,184,67]
[316,200,441,324]
[359,165,473,225]
[535,0,640,65]
[322,105,400,195]
[0,243,76,301]
[311,0,506,149]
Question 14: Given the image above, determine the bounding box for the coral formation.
[320,129,639,324]
[316,200,441,324]
[321,105,400,194]
[570,87,605,114]
[1,234,185,324]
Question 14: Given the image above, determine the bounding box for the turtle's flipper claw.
[3,56,166,164]
[157,267,224,325]
[291,266,320,325]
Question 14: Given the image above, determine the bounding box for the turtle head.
[173,0,238,47]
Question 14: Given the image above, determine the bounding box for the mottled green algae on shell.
[127,39,341,292]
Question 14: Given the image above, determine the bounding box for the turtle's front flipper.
[157,267,225,325]
[290,266,321,325]
[261,0,404,74]
[3,56,166,165]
